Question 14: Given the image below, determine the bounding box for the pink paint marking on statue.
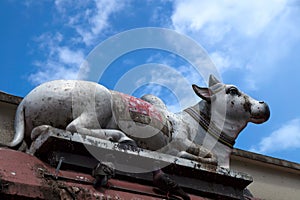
[118,93,163,122]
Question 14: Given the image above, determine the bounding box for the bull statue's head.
[194,75,270,124]
[192,75,270,137]
[189,75,270,167]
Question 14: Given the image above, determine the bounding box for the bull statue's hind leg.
[65,112,137,147]
[30,111,137,151]
[69,127,137,146]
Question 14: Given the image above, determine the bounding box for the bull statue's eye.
[227,87,239,96]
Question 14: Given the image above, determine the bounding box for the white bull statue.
[4,75,270,168]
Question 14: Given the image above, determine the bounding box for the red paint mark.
[119,93,163,122]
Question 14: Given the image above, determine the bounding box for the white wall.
[231,151,300,200]
[0,101,17,143]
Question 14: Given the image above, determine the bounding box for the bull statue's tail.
[0,101,25,148]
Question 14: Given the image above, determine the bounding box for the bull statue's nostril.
[259,101,264,104]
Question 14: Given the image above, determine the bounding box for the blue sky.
[1,0,300,164]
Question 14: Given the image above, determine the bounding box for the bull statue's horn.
[209,75,221,87]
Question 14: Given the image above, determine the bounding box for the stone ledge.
[0,91,22,105]
[232,148,300,172]
[28,127,253,199]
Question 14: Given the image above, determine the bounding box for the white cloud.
[136,63,204,112]
[250,118,300,154]
[28,61,80,84]
[135,53,209,112]
[29,32,85,84]
[209,51,232,73]
[29,0,126,85]
[171,0,300,90]
[56,0,126,46]
[145,53,206,86]
[33,32,63,54]
[172,0,287,38]
[57,47,84,66]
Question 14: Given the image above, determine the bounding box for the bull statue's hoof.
[117,140,139,151]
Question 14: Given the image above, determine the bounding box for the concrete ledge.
[0,91,22,105]
[28,127,253,199]
[232,148,300,172]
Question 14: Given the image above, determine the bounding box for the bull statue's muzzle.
[250,101,270,124]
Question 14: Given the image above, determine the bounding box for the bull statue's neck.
[183,100,246,148]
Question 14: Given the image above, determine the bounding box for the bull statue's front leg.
[181,141,217,165]
[163,138,217,165]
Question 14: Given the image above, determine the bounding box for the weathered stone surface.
[28,127,253,199]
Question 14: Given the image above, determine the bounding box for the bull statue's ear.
[192,84,211,103]
[209,74,220,87]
